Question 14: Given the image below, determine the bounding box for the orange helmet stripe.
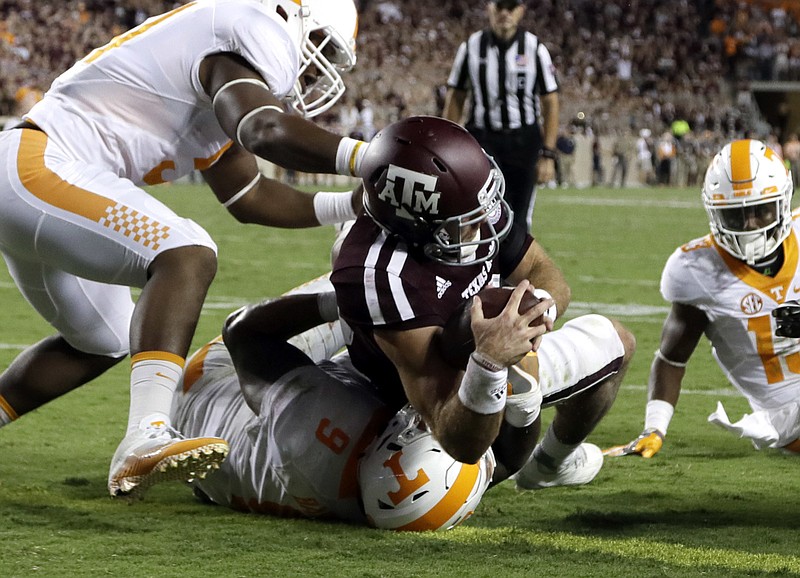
[395,462,481,531]
[730,139,753,192]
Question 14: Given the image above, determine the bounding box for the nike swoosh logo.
[155,372,175,380]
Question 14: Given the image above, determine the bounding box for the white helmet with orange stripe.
[358,405,495,531]
[702,139,794,265]
[262,0,358,118]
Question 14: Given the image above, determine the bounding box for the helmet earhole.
[275,5,288,21]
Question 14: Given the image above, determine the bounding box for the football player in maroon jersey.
[332,116,635,489]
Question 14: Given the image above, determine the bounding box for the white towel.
[707,400,800,450]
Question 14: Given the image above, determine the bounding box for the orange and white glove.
[603,428,664,458]
[628,428,664,458]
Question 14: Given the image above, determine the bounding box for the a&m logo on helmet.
[377,164,441,221]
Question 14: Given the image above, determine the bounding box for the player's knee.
[611,319,637,364]
[64,325,130,358]
[150,245,218,288]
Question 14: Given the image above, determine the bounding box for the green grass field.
[1,183,798,577]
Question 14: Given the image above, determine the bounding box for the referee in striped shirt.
[443,0,560,230]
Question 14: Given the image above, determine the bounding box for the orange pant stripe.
[131,351,185,368]
[17,130,171,250]
[0,394,19,420]
[181,337,223,393]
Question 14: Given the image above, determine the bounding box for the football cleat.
[108,424,228,499]
[514,443,603,490]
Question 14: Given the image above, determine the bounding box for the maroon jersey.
[331,213,532,407]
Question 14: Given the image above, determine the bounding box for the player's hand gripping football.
[603,428,664,458]
[772,300,800,338]
[470,281,554,368]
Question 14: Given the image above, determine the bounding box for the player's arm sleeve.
[226,6,298,97]
[498,222,533,278]
[659,248,707,305]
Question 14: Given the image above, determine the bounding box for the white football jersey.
[25,0,298,186]
[172,340,389,522]
[661,216,800,411]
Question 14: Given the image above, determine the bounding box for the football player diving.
[330,116,637,490]
[611,139,800,458]
[0,0,371,499]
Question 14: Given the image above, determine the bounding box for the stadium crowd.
[1,0,797,187]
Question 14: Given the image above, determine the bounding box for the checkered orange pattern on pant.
[16,129,171,251]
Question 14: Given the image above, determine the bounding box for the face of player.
[717,201,778,233]
[437,216,484,263]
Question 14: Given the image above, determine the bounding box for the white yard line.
[622,383,740,397]
[566,301,670,318]
[546,195,697,209]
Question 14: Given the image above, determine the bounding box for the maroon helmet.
[361,116,512,266]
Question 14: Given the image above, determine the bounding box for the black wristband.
[540,147,557,160]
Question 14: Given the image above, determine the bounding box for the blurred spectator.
[556,127,577,188]
[1,0,794,162]
[656,131,677,186]
[2,85,42,130]
[783,133,800,187]
[353,98,376,140]
[766,132,783,159]
[608,129,633,188]
[636,128,655,186]
[591,135,604,187]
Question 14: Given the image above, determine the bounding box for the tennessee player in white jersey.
[175,340,389,522]
[172,277,496,530]
[0,0,373,499]
[612,139,800,459]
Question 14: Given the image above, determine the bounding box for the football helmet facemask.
[263,0,357,118]
[358,405,495,531]
[361,116,513,266]
[702,139,794,265]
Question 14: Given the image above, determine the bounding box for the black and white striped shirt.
[447,28,559,132]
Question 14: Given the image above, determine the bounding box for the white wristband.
[644,399,674,435]
[335,137,368,177]
[313,191,356,225]
[458,353,508,415]
[532,288,557,322]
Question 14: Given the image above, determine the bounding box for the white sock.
[0,394,16,427]
[534,425,582,470]
[127,352,184,435]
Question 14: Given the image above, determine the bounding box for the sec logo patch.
[740,293,763,315]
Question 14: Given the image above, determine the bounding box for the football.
[437,286,543,369]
